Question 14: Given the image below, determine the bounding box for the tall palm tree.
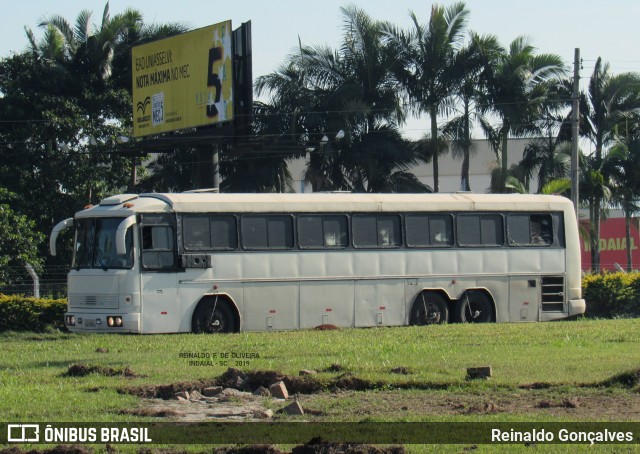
[514,140,571,193]
[257,6,429,193]
[443,31,502,191]
[482,36,566,193]
[606,138,640,271]
[579,58,640,271]
[385,2,469,192]
[35,3,142,82]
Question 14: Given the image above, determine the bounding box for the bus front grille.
[69,294,119,309]
[541,276,565,312]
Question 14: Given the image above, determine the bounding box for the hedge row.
[0,294,67,332]
[0,273,638,332]
[582,271,640,317]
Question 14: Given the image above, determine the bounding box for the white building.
[288,138,535,193]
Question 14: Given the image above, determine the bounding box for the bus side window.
[142,225,176,269]
[507,214,553,246]
[353,214,401,248]
[241,215,293,250]
[458,214,504,247]
[298,215,348,249]
[406,214,453,247]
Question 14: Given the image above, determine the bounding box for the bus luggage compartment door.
[508,276,540,322]
[141,273,179,332]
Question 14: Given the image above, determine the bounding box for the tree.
[579,58,640,271]
[256,6,429,193]
[513,140,571,193]
[482,37,566,193]
[0,189,44,288]
[606,138,640,271]
[443,32,502,191]
[385,2,469,192]
[33,3,143,83]
[0,3,187,265]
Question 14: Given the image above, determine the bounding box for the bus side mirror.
[116,216,137,255]
[50,218,74,256]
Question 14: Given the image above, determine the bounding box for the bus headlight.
[66,315,76,326]
[107,316,123,328]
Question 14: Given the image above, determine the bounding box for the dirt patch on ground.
[121,368,450,400]
[126,397,268,421]
[298,389,640,421]
[116,367,640,422]
[64,363,142,378]
[121,379,220,399]
[598,368,640,389]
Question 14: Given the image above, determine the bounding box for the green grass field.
[1,318,639,452]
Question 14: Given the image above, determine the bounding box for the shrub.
[0,294,67,332]
[582,272,640,317]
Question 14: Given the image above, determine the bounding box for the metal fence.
[0,265,68,299]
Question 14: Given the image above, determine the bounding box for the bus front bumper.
[568,299,586,317]
[64,312,141,333]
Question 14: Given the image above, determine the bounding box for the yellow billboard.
[132,21,234,137]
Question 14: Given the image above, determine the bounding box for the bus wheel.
[192,300,236,334]
[455,291,494,323]
[411,292,448,325]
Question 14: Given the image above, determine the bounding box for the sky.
[1,0,639,140]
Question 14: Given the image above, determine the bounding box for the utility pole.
[571,48,580,219]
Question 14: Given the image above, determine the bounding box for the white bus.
[50,192,586,333]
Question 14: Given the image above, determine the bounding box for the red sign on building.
[580,217,640,271]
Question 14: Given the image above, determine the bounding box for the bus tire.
[192,299,236,334]
[455,291,494,323]
[410,292,449,325]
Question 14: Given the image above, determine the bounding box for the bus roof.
[143,192,572,213]
[77,192,575,218]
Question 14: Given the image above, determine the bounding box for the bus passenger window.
[353,214,401,248]
[298,215,348,249]
[183,215,237,250]
[142,225,176,269]
[242,215,293,249]
[507,214,553,246]
[430,216,453,245]
[183,216,210,249]
[531,215,553,245]
[458,214,504,247]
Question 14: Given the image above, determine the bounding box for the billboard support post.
[213,142,220,190]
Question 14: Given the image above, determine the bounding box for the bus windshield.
[73,218,134,270]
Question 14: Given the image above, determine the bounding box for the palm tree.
[256,6,429,193]
[34,3,142,82]
[606,138,640,271]
[514,140,571,193]
[482,36,566,193]
[443,32,502,191]
[385,2,469,192]
[580,152,613,271]
[579,58,640,271]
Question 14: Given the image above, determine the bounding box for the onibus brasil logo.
[6,424,152,443]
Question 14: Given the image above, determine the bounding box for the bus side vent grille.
[541,276,564,312]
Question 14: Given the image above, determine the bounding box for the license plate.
[84,319,96,328]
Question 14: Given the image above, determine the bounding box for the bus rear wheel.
[410,292,449,325]
[455,291,494,323]
[192,300,236,334]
